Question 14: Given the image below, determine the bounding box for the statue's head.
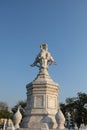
[40,43,48,51]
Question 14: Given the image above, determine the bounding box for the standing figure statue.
[31,44,56,70]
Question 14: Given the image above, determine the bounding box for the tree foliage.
[0,102,13,119]
[0,110,13,119]
[0,102,8,110]
[60,92,87,127]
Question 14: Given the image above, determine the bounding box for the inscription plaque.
[47,95,56,109]
[34,95,44,108]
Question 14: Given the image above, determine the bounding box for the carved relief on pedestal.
[47,95,57,109]
[34,95,45,108]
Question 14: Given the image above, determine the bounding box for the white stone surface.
[31,44,56,70]
[21,44,60,129]
[22,67,59,129]
[56,109,65,129]
[13,106,22,129]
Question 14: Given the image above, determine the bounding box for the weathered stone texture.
[21,70,59,129]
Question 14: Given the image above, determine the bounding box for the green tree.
[0,110,13,119]
[0,102,13,119]
[60,92,87,127]
[74,92,87,126]
[0,102,8,110]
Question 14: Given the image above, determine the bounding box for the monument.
[21,44,65,130]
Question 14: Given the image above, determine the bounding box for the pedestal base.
[21,68,59,129]
[20,122,49,130]
[22,115,58,129]
[19,128,68,130]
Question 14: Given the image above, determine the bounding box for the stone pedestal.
[22,69,59,129]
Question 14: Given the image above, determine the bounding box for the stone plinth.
[22,69,59,129]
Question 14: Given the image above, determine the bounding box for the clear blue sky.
[0,0,87,108]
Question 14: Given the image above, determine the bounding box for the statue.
[31,44,56,70]
[56,109,65,129]
[13,105,22,129]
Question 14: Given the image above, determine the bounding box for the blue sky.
[0,0,87,108]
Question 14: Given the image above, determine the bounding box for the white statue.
[31,44,56,70]
[13,105,22,129]
[3,119,7,130]
[80,123,85,129]
[7,119,15,130]
[56,109,65,129]
[3,119,15,130]
[74,123,78,130]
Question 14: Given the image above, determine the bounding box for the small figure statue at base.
[13,105,22,129]
[56,109,66,130]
